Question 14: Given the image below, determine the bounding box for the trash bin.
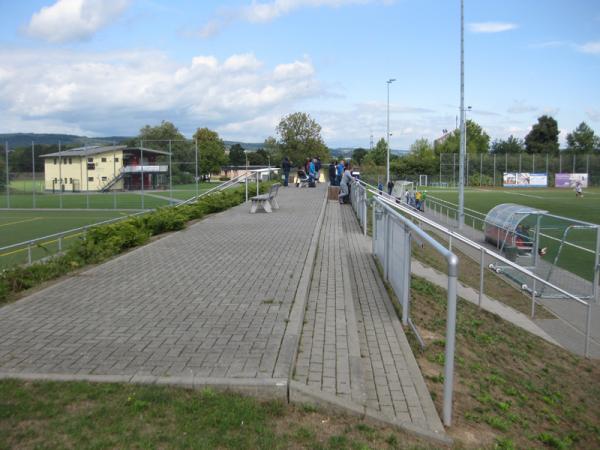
[504,246,518,262]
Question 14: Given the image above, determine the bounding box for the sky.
[0,0,599,149]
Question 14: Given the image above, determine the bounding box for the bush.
[219,176,230,181]
[143,208,187,235]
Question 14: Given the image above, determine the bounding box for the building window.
[101,157,107,162]
[115,157,119,162]
[101,176,107,181]
[88,157,93,162]
[69,178,73,184]
[88,177,94,182]
[64,178,68,184]
[54,178,58,183]
[53,158,57,165]
[87,163,95,170]
[69,158,72,164]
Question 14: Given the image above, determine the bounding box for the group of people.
[404,189,427,211]
[281,156,323,187]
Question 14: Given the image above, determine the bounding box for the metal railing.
[354,180,594,357]
[1,168,278,268]
[351,181,459,427]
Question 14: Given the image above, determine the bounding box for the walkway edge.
[273,191,328,380]
[289,381,452,447]
[0,372,288,401]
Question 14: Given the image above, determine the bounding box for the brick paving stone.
[0,185,324,380]
[339,204,444,433]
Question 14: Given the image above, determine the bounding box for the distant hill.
[0,133,132,148]
[223,141,264,151]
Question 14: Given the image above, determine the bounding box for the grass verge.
[0,380,435,450]
[405,275,600,449]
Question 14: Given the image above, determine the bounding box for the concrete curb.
[0,372,288,401]
[289,381,452,447]
[273,190,328,380]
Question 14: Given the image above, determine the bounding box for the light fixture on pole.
[386,78,396,186]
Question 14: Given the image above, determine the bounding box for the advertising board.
[503,173,548,188]
[555,173,588,188]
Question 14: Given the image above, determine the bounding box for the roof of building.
[41,145,170,158]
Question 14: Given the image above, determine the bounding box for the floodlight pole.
[386,78,396,186]
[32,142,36,208]
[458,0,466,229]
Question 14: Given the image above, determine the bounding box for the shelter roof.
[485,203,548,233]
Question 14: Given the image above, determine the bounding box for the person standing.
[282,156,292,187]
[336,160,344,186]
[575,181,583,198]
[328,161,337,185]
[387,180,394,196]
[308,158,316,183]
[339,163,354,204]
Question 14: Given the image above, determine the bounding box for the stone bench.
[250,183,281,213]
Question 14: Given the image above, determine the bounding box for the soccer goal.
[418,174,428,187]
[391,180,414,202]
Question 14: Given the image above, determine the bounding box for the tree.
[391,138,437,178]
[566,122,600,153]
[275,112,329,164]
[434,120,490,154]
[352,148,368,165]
[228,144,246,166]
[193,127,228,177]
[134,121,194,183]
[247,149,269,165]
[524,115,559,154]
[363,139,388,166]
[490,135,525,154]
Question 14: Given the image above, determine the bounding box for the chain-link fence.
[438,153,600,187]
[0,139,252,210]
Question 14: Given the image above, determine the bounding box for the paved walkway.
[293,201,444,436]
[0,184,449,443]
[0,186,324,382]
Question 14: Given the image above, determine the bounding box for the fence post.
[384,213,390,280]
[27,242,32,265]
[401,227,411,326]
[479,153,483,186]
[141,144,145,209]
[195,139,199,199]
[530,279,536,318]
[169,140,173,205]
[443,257,458,427]
[32,141,36,208]
[532,154,535,173]
[479,247,485,307]
[363,188,367,236]
[559,153,562,173]
[585,301,592,358]
[4,142,10,209]
[58,236,63,252]
[58,141,63,209]
[493,153,496,187]
[256,170,259,197]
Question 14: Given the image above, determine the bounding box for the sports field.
[425,186,600,283]
[0,182,223,268]
[1,181,221,209]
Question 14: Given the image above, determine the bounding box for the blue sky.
[0,0,598,149]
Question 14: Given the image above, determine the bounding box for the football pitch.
[425,186,600,283]
[425,186,600,226]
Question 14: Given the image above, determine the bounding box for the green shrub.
[143,208,187,235]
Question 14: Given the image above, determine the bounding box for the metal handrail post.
[478,247,485,307]
[363,188,368,236]
[256,171,259,197]
[531,279,536,318]
[585,302,592,357]
[594,227,600,304]
[401,227,411,326]
[384,213,390,280]
[443,254,459,427]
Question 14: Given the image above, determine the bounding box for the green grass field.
[425,186,600,283]
[0,182,223,268]
[2,181,221,209]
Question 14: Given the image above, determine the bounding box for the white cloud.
[198,0,386,37]
[0,49,322,137]
[577,41,600,54]
[468,22,518,33]
[507,100,537,114]
[586,109,600,122]
[25,0,131,43]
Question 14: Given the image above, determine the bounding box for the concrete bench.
[250,183,281,213]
